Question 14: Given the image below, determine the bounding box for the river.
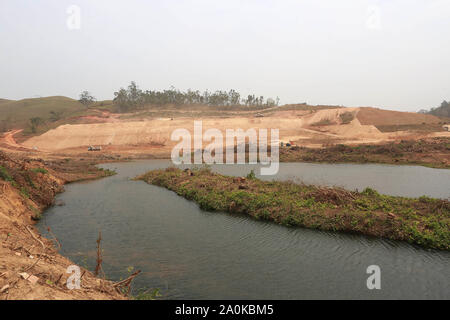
[37,160,450,299]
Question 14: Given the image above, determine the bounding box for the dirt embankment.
[356,107,443,126]
[0,152,124,300]
[280,137,450,168]
[18,106,450,155]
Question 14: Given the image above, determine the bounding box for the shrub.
[361,187,380,197]
[31,167,48,174]
[246,170,256,179]
[0,166,13,181]
[339,112,354,124]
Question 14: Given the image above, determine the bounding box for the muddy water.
[37,161,450,299]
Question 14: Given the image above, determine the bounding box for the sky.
[1,0,449,111]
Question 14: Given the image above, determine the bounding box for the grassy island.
[137,167,450,250]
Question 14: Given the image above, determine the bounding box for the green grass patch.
[0,165,13,182]
[137,168,450,250]
[30,167,48,174]
[0,96,85,132]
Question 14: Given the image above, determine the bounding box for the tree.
[113,82,145,112]
[49,110,63,122]
[113,88,129,112]
[112,82,280,112]
[127,81,143,108]
[79,91,96,108]
[29,117,44,133]
[420,100,450,117]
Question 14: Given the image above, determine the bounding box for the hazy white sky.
[1,0,449,111]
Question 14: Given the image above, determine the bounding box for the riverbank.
[0,151,124,299]
[280,137,450,169]
[138,167,450,250]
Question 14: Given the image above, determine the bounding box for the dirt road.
[2,130,25,149]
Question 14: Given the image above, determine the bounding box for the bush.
[246,170,256,179]
[0,166,13,181]
[31,167,48,174]
[361,187,380,197]
[339,112,354,124]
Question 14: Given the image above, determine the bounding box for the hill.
[356,107,446,132]
[0,96,87,133]
[0,98,13,105]
[357,107,442,126]
[2,96,449,154]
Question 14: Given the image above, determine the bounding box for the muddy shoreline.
[0,152,126,300]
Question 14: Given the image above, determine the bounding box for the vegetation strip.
[138,167,450,250]
[280,137,450,169]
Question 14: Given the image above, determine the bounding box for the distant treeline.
[113,82,279,112]
[419,100,450,118]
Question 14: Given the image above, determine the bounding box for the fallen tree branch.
[112,270,141,288]
[94,231,104,278]
[25,226,45,250]
[23,256,42,273]
[24,226,46,273]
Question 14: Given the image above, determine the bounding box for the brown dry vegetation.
[376,123,447,133]
[280,137,450,168]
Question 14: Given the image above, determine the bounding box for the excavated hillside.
[19,106,450,155]
[356,107,442,126]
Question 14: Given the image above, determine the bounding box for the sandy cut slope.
[20,107,448,152]
[356,107,442,126]
[21,110,386,151]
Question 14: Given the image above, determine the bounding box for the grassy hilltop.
[0,96,116,135]
[0,96,84,131]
